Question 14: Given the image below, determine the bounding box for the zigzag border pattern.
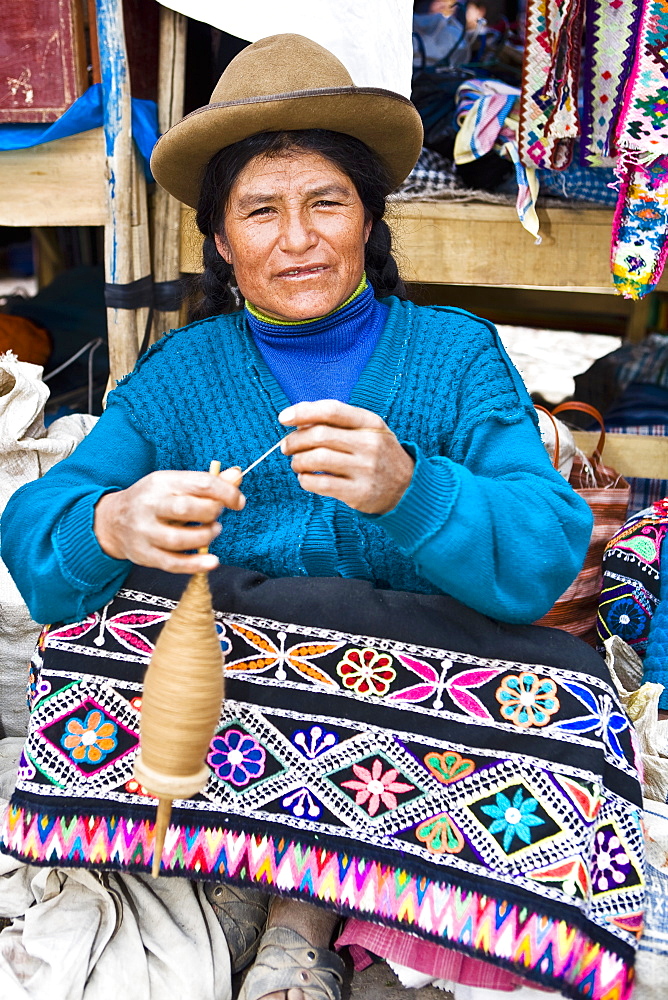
[581,0,642,167]
[518,0,583,169]
[1,804,635,1000]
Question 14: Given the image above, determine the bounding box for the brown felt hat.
[151,33,424,208]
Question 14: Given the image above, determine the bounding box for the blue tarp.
[0,84,160,179]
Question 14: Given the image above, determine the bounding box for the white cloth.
[638,798,668,1000]
[157,0,414,97]
[0,802,232,1000]
[605,635,668,802]
[387,958,451,990]
[0,353,96,738]
[535,410,576,482]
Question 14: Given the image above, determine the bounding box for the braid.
[191,129,407,320]
[365,218,406,300]
[191,236,238,319]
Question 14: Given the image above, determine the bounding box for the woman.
[1,34,642,1000]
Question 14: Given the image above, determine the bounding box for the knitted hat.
[151,33,424,208]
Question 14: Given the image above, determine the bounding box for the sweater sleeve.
[1,401,155,625]
[365,413,593,625]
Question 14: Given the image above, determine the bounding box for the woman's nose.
[278,212,317,254]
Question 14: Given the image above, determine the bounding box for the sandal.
[238,926,345,1000]
[204,882,269,973]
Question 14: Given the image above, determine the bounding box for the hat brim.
[151,87,424,208]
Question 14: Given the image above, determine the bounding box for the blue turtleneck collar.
[244,280,389,404]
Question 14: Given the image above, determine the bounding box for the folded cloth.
[455,79,540,240]
[1,566,644,999]
[0,814,231,1000]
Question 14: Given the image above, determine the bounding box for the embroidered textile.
[518,0,584,169]
[1,567,644,1000]
[608,0,668,297]
[614,0,668,166]
[597,501,668,656]
[611,157,668,299]
[581,0,642,168]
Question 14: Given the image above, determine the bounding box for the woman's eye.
[315,200,339,207]
[249,206,273,217]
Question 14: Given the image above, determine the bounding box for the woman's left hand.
[278,400,415,515]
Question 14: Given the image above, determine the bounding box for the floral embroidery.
[604,598,648,641]
[225,624,343,686]
[480,787,545,853]
[341,759,413,816]
[557,684,629,759]
[495,673,559,728]
[291,725,338,758]
[337,648,396,696]
[124,778,153,797]
[27,662,51,710]
[416,813,465,854]
[423,750,475,784]
[281,787,323,820]
[60,709,119,765]
[208,729,266,786]
[16,750,36,782]
[215,621,232,655]
[591,826,633,893]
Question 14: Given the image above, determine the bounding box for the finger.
[158,494,226,524]
[220,466,243,487]
[290,448,360,478]
[279,399,386,432]
[296,472,359,504]
[282,425,361,457]
[170,471,246,511]
[145,521,222,553]
[136,548,220,576]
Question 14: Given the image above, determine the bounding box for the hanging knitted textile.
[611,156,668,298]
[2,566,645,1000]
[614,0,668,166]
[609,0,668,297]
[518,0,584,169]
[580,0,643,168]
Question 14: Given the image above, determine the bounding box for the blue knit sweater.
[1,297,592,625]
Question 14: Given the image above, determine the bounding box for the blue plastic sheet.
[0,84,159,179]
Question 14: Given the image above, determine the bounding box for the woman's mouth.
[277,265,328,278]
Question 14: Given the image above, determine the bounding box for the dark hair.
[193,129,406,318]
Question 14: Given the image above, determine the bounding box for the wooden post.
[131,148,152,352]
[151,7,187,345]
[95,0,140,386]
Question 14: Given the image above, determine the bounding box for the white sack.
[157,0,415,97]
[0,353,96,737]
[0,811,232,1000]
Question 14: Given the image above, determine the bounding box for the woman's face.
[215,151,371,321]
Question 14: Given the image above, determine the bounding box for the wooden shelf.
[388,201,668,293]
[0,130,107,227]
[181,200,668,298]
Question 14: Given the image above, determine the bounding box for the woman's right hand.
[93,468,245,574]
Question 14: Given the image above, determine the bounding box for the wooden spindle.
[134,460,243,877]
